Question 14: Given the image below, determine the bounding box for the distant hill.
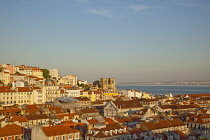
[117,81,210,85]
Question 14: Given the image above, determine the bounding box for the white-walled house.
[121,89,143,98]
[49,69,59,80]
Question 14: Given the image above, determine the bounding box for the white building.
[121,89,143,98]
[58,74,77,86]
[49,69,59,80]
[60,87,81,97]
[78,80,88,85]
[32,87,44,104]
[15,81,25,87]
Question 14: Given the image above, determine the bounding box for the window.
[56,136,60,140]
[69,134,72,139]
[8,137,11,140]
[62,135,66,140]
[26,133,30,138]
[74,133,79,139]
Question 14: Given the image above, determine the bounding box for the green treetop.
[41,69,51,79]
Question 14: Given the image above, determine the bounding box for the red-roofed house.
[7,116,28,127]
[185,114,210,135]
[136,118,189,134]
[56,113,79,121]
[74,97,91,109]
[138,98,160,107]
[103,100,143,117]
[32,125,81,140]
[77,108,100,119]
[86,123,130,140]
[0,124,24,140]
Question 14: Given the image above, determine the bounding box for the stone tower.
[100,78,116,90]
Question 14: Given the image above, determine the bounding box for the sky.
[0,0,210,83]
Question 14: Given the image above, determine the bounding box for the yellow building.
[17,65,43,78]
[0,71,10,86]
[80,91,96,102]
[104,93,118,96]
[104,92,118,100]
[31,67,43,78]
[142,92,152,99]
[0,87,33,105]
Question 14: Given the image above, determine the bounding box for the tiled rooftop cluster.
[0,63,210,140]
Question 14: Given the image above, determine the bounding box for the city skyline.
[1,0,210,83]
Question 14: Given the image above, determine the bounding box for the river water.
[116,85,210,95]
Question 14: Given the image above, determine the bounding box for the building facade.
[100,78,116,90]
[49,69,59,80]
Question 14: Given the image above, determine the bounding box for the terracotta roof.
[113,100,143,109]
[17,87,31,92]
[0,86,16,92]
[56,113,77,120]
[25,114,49,120]
[129,116,143,122]
[32,87,41,90]
[8,116,28,122]
[25,105,39,109]
[42,125,80,136]
[88,123,129,138]
[74,97,90,101]
[87,119,99,124]
[91,100,103,105]
[139,98,159,102]
[186,114,210,124]
[62,86,72,89]
[172,130,188,139]
[103,118,116,124]
[158,105,171,109]
[92,131,107,138]
[47,107,66,114]
[0,108,21,114]
[24,109,41,115]
[167,104,200,109]
[142,119,185,130]
[128,128,145,139]
[31,67,41,70]
[61,120,74,124]
[115,117,132,123]
[0,124,23,137]
[169,118,185,126]
[26,75,38,79]
[78,108,99,114]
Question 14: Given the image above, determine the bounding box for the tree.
[15,71,21,75]
[77,83,90,91]
[41,69,51,79]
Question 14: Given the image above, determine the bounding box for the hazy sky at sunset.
[1,0,210,82]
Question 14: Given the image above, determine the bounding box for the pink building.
[4,64,15,74]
